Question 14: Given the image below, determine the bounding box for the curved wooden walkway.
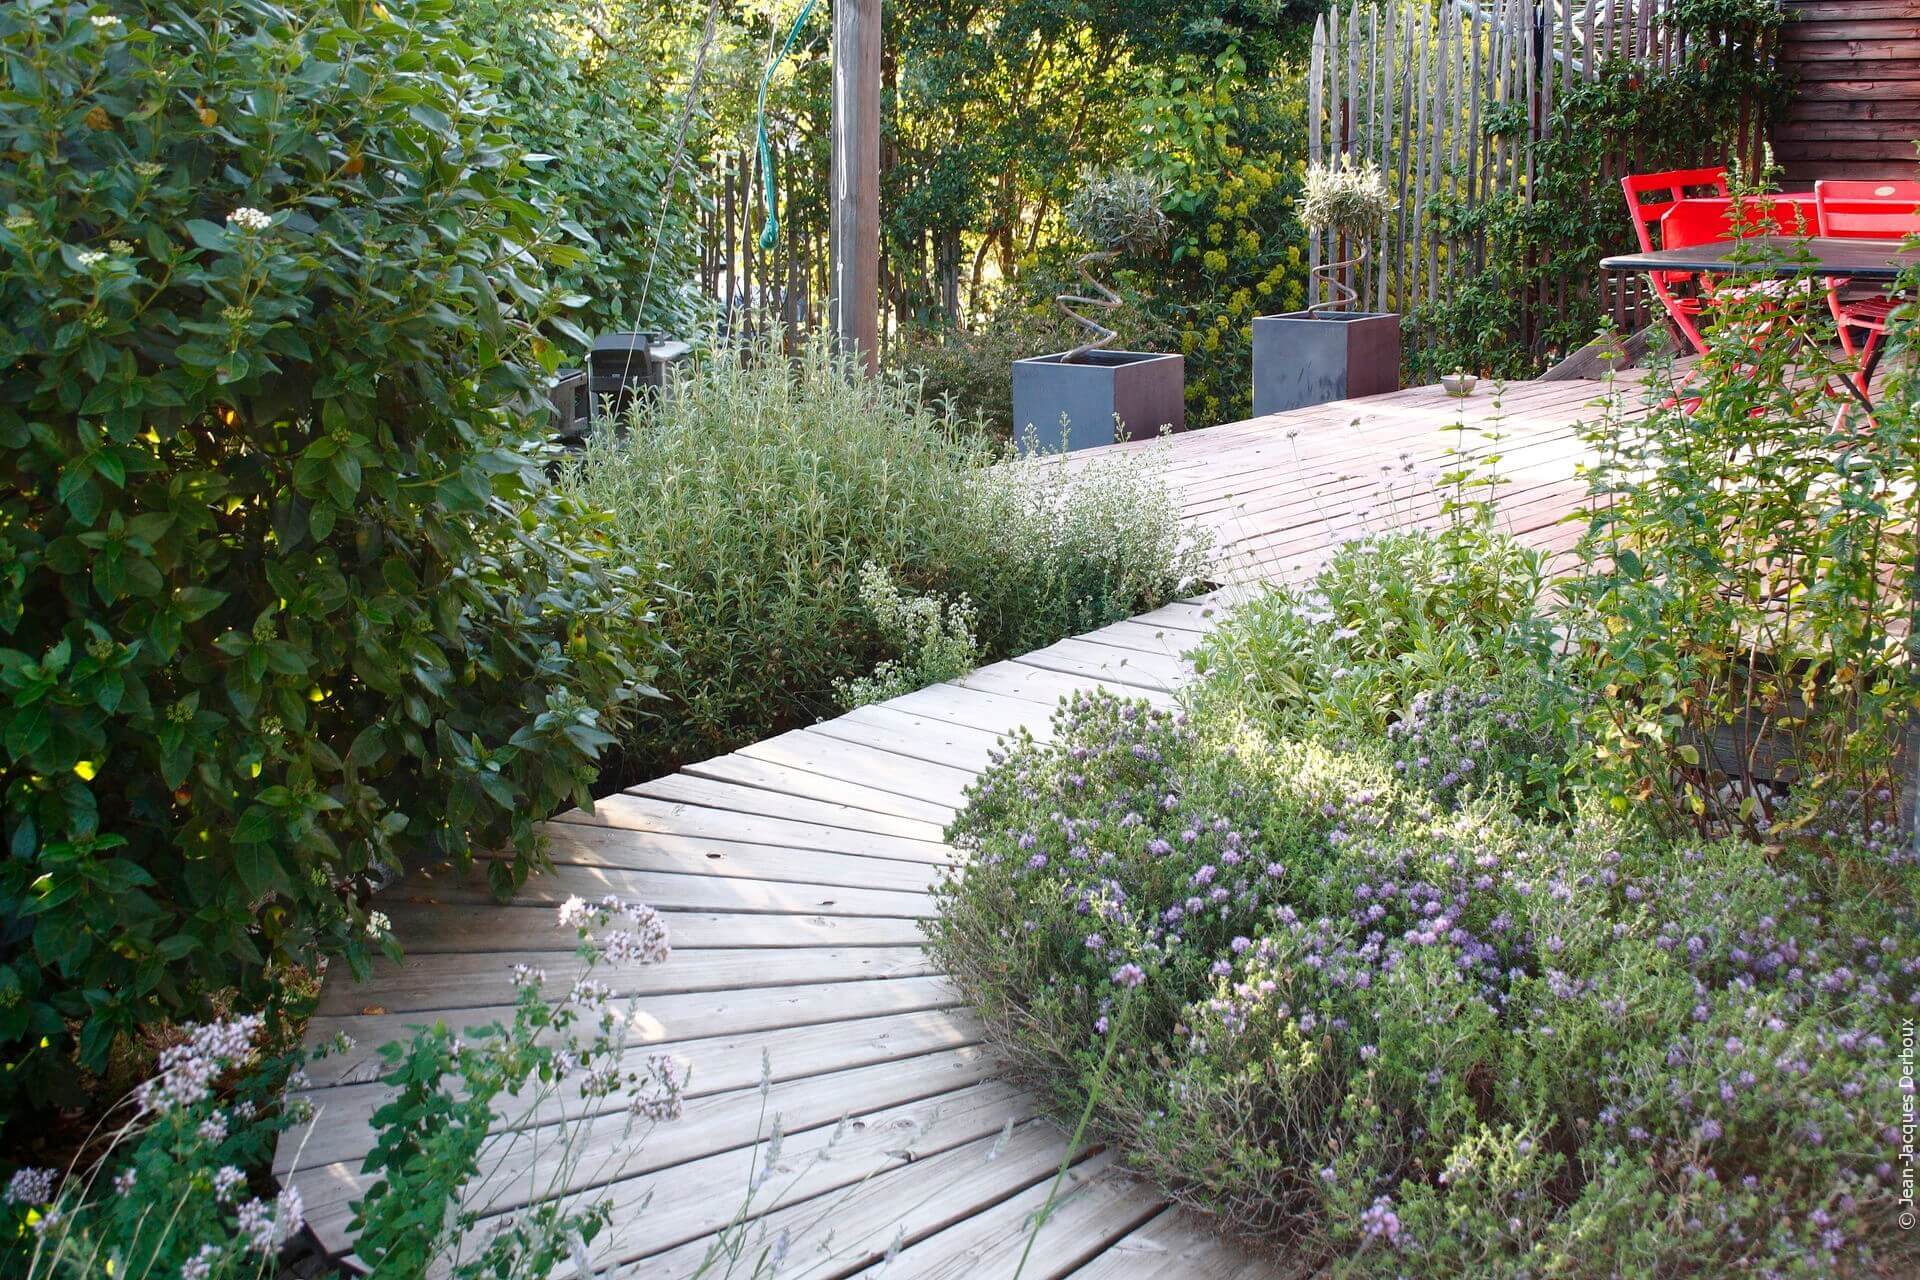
[281,372,1642,1276]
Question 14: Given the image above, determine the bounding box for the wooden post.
[831,0,881,373]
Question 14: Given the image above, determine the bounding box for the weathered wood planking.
[1777,0,1920,185]
[279,369,1636,1275]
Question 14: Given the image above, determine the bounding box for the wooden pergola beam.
[830,0,881,373]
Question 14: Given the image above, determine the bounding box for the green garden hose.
[755,0,820,253]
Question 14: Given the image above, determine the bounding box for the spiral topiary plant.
[1058,168,1171,361]
[1299,155,1398,313]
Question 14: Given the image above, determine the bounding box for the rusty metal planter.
[1011,350,1186,453]
[1252,311,1400,416]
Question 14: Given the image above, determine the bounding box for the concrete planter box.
[1012,350,1185,453]
[1252,310,1401,415]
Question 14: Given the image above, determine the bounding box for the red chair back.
[1814,180,1920,239]
[1660,196,1809,250]
[1621,167,1730,253]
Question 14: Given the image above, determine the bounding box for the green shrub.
[1564,239,1917,842]
[1188,521,1547,741]
[562,332,1209,774]
[939,438,1213,659]
[0,0,656,1108]
[887,305,1078,437]
[448,0,708,338]
[933,687,1918,1274]
[561,336,985,769]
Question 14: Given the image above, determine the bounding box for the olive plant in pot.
[1012,169,1185,452]
[1253,155,1402,414]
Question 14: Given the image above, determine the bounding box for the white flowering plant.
[1,1014,314,1279]
[1,895,689,1280]
[834,561,981,710]
[351,894,684,1277]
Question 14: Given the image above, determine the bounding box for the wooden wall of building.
[1774,0,1920,187]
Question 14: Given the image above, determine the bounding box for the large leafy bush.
[0,0,655,1105]
[562,333,1209,775]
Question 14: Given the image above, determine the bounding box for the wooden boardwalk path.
[281,372,1643,1276]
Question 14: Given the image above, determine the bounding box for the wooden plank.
[299,973,965,1088]
[555,790,951,866]
[1793,76,1920,99]
[807,709,1001,774]
[1775,119,1920,140]
[1792,60,1920,80]
[955,659,1175,711]
[383,903,928,955]
[1068,1206,1282,1280]
[1786,99,1920,122]
[626,1120,1079,1277]
[1781,37,1920,61]
[850,1149,1159,1279]
[1773,138,1920,161]
[397,860,936,919]
[315,944,938,1019]
[1785,18,1920,41]
[282,1008,988,1175]
[1309,17,1324,301]
[737,728,978,809]
[1128,599,1227,633]
[1074,618,1207,659]
[1781,159,1920,180]
[627,773,947,842]
[685,748,958,825]
[538,820,944,890]
[1786,1,1920,18]
[507,1080,1041,1275]
[1013,638,1190,692]
[298,1045,1004,1247]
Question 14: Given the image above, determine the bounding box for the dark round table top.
[1602,236,1920,282]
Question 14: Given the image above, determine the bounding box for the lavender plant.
[1385,671,1576,817]
[932,688,1919,1275]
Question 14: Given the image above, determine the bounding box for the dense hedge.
[0,0,656,1107]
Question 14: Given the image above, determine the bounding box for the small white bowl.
[1441,373,1478,398]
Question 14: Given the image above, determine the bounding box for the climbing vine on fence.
[1410,0,1787,379]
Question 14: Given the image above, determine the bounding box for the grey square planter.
[1012,350,1185,453]
[1252,311,1401,416]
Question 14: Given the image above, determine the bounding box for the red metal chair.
[1814,180,1920,394]
[1621,167,1729,355]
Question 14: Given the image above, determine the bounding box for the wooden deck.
[281,371,1643,1275]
